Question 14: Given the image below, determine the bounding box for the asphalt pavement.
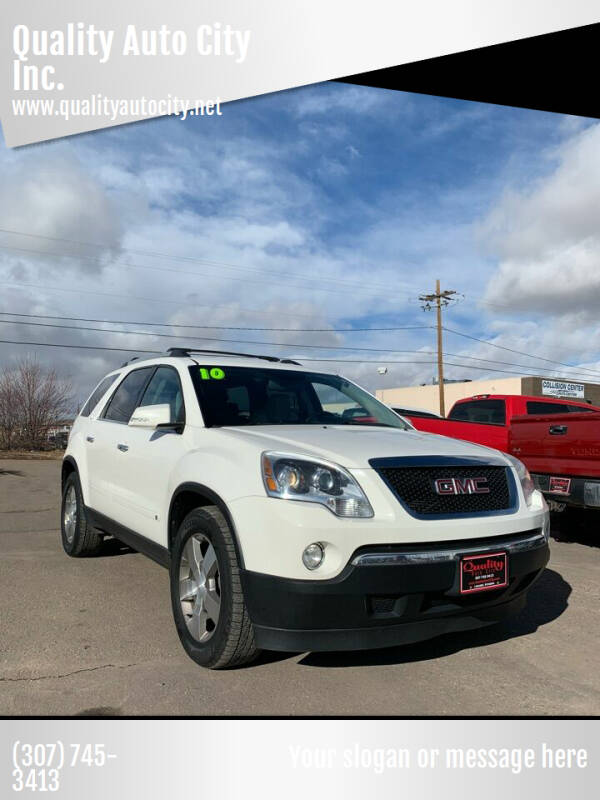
[1,458,598,716]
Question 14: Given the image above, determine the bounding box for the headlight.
[261,451,374,518]
[505,453,536,507]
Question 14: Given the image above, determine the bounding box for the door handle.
[117,443,129,452]
[86,435,95,443]
[549,425,568,435]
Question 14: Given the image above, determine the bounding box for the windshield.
[189,366,412,430]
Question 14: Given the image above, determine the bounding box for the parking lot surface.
[1,458,599,716]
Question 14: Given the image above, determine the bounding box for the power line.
[0,226,564,319]
[0,225,424,297]
[0,317,437,354]
[1,313,599,380]
[286,357,596,375]
[0,280,326,321]
[469,297,529,311]
[0,242,410,301]
[443,326,600,379]
[0,241,397,301]
[0,235,416,300]
[0,338,158,355]
[3,226,406,290]
[436,350,600,376]
[1,337,600,382]
[3,261,599,378]
[0,311,430,334]
[1,317,596,375]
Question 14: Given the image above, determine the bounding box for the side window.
[312,382,360,416]
[526,401,569,415]
[448,399,506,425]
[102,367,154,423]
[567,404,594,413]
[138,367,185,424]
[80,374,119,417]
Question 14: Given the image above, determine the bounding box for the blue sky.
[1,82,599,401]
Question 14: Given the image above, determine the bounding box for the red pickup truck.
[405,394,600,509]
[509,411,600,510]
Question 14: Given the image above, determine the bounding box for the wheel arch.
[61,456,78,491]
[168,483,245,568]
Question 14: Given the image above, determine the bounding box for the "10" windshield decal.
[198,367,226,380]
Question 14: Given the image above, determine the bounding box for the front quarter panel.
[64,416,91,503]
[167,427,266,507]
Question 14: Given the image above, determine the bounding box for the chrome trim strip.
[351,532,546,566]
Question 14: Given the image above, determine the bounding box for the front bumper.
[229,488,548,579]
[241,529,550,652]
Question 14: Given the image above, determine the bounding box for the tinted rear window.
[102,367,154,423]
[527,401,568,415]
[527,401,595,415]
[80,374,119,417]
[448,399,506,425]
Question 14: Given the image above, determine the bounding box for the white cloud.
[291,84,389,117]
[0,151,123,273]
[481,123,600,315]
[4,92,600,406]
[316,156,348,178]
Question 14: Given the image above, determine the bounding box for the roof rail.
[165,347,301,366]
[120,355,140,367]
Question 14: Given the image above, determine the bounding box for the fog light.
[302,542,324,570]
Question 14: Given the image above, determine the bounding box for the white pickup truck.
[61,348,550,668]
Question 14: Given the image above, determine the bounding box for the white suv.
[62,349,550,668]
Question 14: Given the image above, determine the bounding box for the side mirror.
[129,404,172,429]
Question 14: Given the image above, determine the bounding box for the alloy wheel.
[179,533,221,642]
[63,484,77,543]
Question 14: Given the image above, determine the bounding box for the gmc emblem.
[434,477,490,495]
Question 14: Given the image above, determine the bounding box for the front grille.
[375,465,511,516]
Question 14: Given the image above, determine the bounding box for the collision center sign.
[542,380,585,399]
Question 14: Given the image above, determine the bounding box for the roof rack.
[165,347,301,366]
[120,355,140,367]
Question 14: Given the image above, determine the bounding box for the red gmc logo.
[434,477,490,495]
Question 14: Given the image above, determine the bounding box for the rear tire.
[170,506,259,669]
[60,471,103,557]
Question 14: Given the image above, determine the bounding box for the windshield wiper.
[338,420,398,428]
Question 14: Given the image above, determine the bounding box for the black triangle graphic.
[335,23,600,119]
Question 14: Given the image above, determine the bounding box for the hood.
[215,425,509,469]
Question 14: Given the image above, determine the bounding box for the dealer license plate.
[549,476,571,495]
[459,551,508,594]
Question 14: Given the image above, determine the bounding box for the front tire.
[60,471,103,557]
[170,506,259,669]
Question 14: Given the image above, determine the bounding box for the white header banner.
[0,1,599,146]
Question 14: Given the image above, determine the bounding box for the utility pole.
[419,280,457,416]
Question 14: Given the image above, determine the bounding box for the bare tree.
[0,368,21,449]
[0,355,73,450]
